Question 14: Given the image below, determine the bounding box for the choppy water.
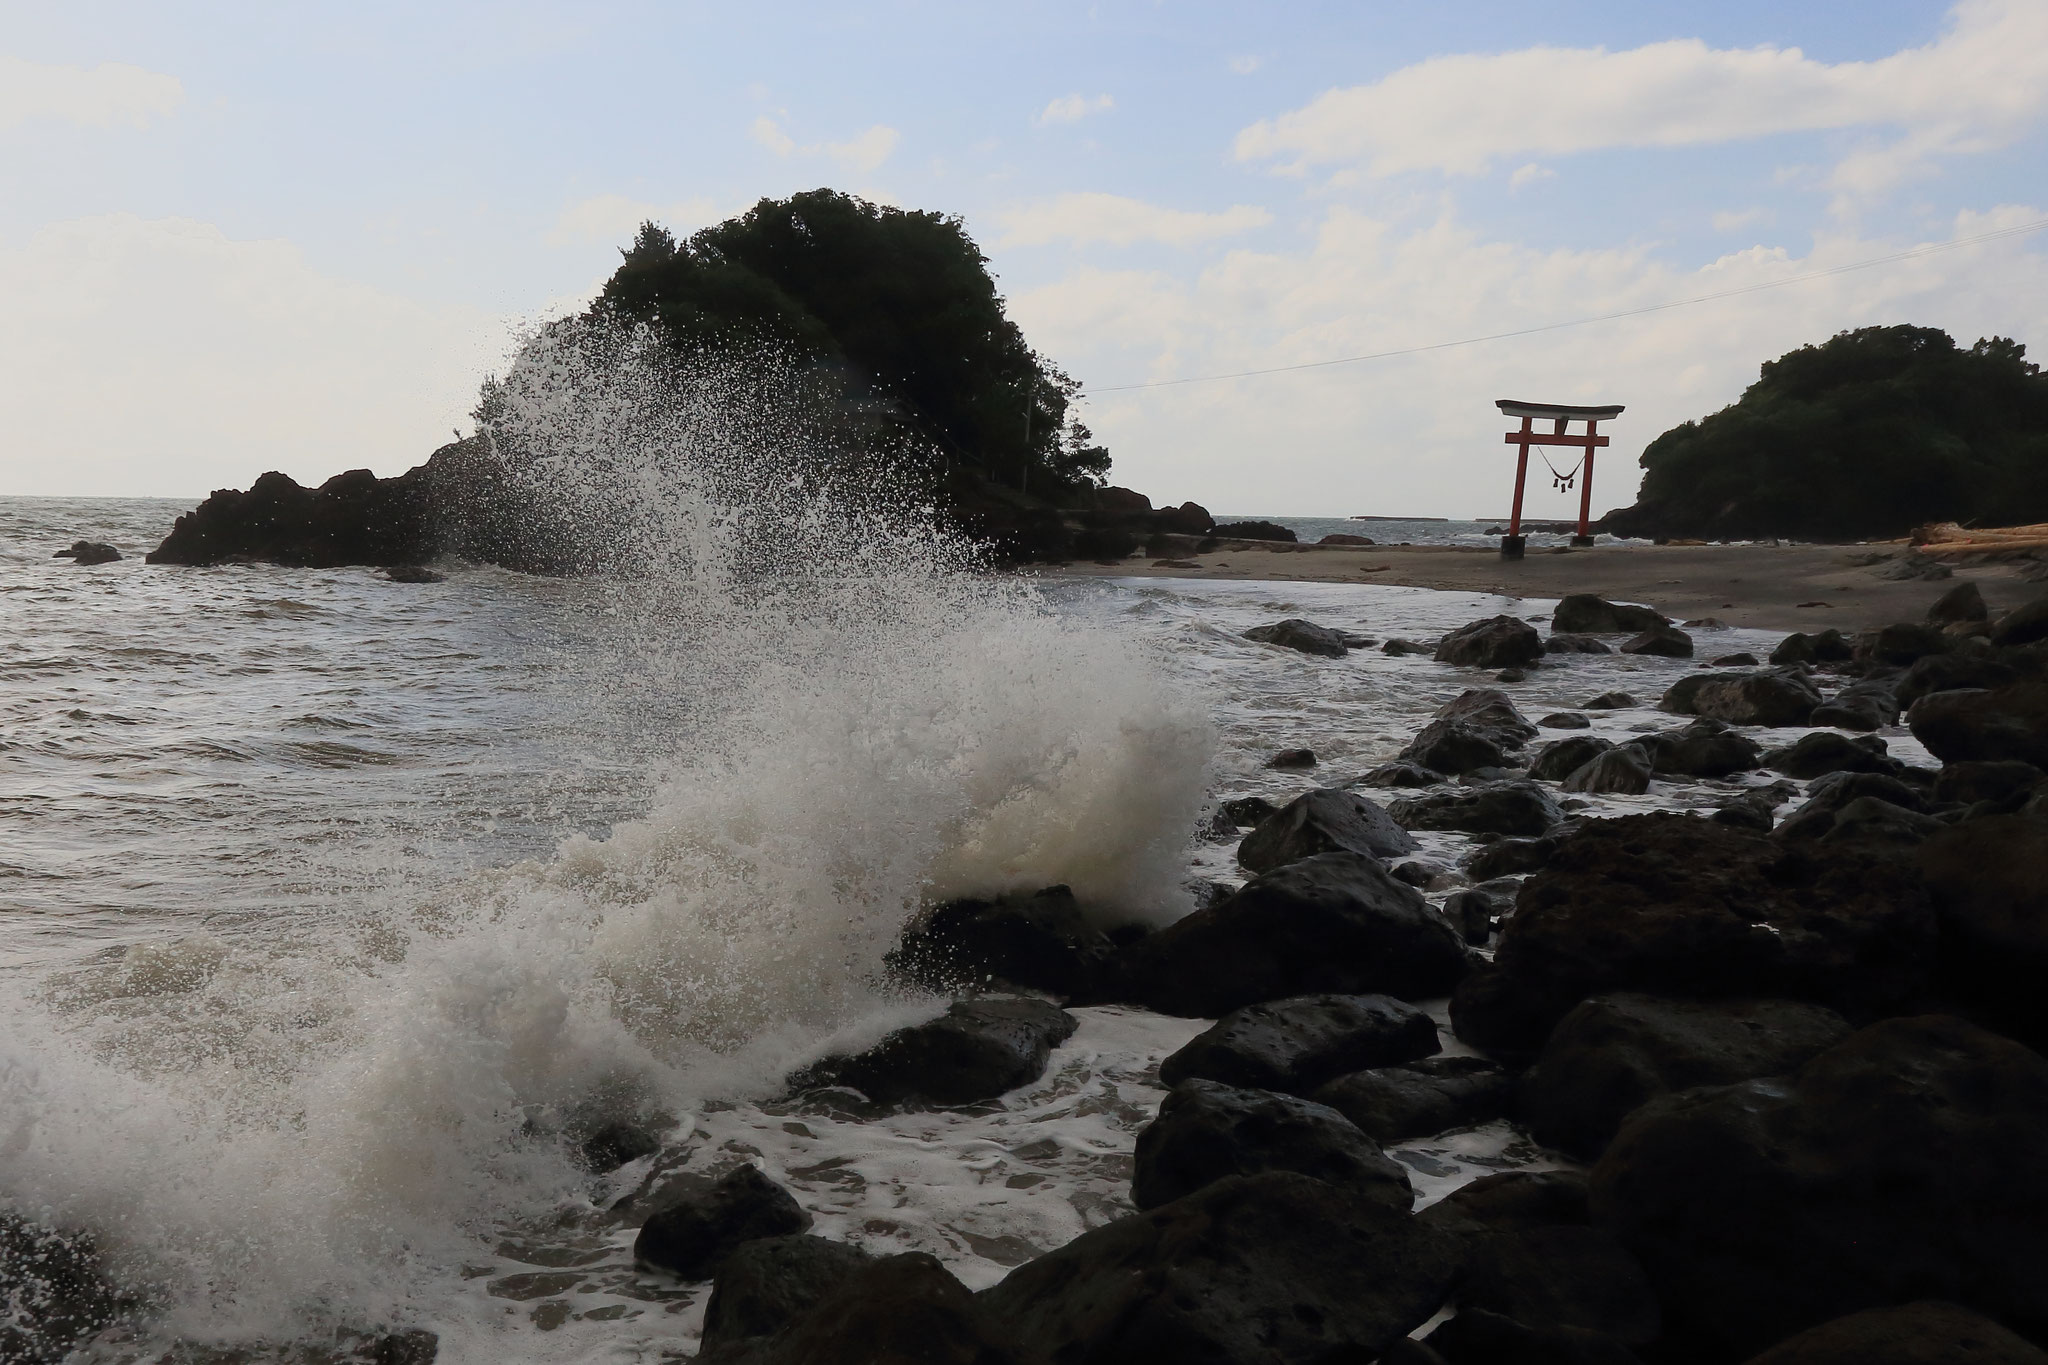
[1217,514,1641,548]
[1,453,1912,1357]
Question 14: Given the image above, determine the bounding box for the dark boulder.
[1389,782,1563,837]
[1856,622,1955,668]
[1582,691,1639,710]
[1218,795,1278,825]
[1633,720,1763,778]
[1817,796,1945,848]
[1102,853,1471,1018]
[1554,595,1670,635]
[1243,618,1350,657]
[791,996,1077,1106]
[1541,712,1593,729]
[1400,689,1538,774]
[0,1214,124,1365]
[1810,679,1899,731]
[891,885,1113,999]
[1312,1055,1514,1143]
[1563,747,1653,795]
[578,1119,662,1172]
[1131,1079,1412,1211]
[1356,761,1448,788]
[1909,683,2048,767]
[384,563,445,583]
[1621,626,1694,658]
[1989,594,2048,647]
[976,1171,1457,1365]
[1450,813,1937,1053]
[1442,883,1513,944]
[1384,637,1434,655]
[1740,1301,2048,1365]
[1463,827,1577,880]
[1390,857,1454,889]
[634,1166,813,1280]
[699,1234,874,1355]
[1437,616,1544,669]
[1763,732,1901,780]
[1928,582,1990,626]
[1663,670,1822,727]
[1897,654,2027,708]
[53,540,121,565]
[728,1252,1018,1365]
[1159,992,1441,1095]
[1769,629,1854,666]
[1521,993,1853,1161]
[1236,787,1418,873]
[1932,759,2045,806]
[1918,811,2048,1050]
[1212,519,1298,541]
[1589,1015,2048,1360]
[1774,771,1932,842]
[1530,736,1615,782]
[1437,688,1540,744]
[1710,652,1761,667]
[1548,634,1615,654]
[1264,746,1317,769]
[1158,501,1215,536]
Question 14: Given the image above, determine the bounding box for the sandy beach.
[1055,541,2044,632]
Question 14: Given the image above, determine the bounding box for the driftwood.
[1906,522,2048,559]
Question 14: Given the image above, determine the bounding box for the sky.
[4,0,2046,518]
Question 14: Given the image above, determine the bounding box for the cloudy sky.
[5,1,2046,518]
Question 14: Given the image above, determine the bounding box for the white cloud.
[1712,206,1775,233]
[0,216,503,497]
[752,115,797,157]
[752,116,898,172]
[1010,204,2048,516]
[1509,163,1555,190]
[546,193,722,246]
[996,193,1273,248]
[1229,56,1262,75]
[0,54,184,131]
[1234,0,2048,199]
[1037,93,1114,126]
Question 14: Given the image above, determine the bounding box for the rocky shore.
[11,584,2048,1365]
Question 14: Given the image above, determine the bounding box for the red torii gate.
[1495,399,1625,559]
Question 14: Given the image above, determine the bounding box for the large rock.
[1774,771,1932,842]
[1918,811,2048,1050]
[1740,1301,2048,1365]
[1662,671,1822,727]
[1131,1079,1412,1211]
[1897,654,2027,708]
[634,1166,813,1280]
[792,997,1077,1106]
[1530,736,1615,782]
[1589,1016,2048,1360]
[720,1251,1018,1365]
[1769,630,1853,666]
[976,1172,1458,1364]
[699,1234,874,1355]
[1989,593,2048,647]
[1159,993,1441,1094]
[1908,683,2048,768]
[1810,680,1899,732]
[1243,618,1351,657]
[1762,732,1901,780]
[54,540,121,565]
[1553,595,1669,635]
[1622,625,1694,658]
[1521,993,1853,1160]
[0,1215,124,1365]
[1632,720,1763,778]
[1311,1055,1514,1142]
[1932,759,2045,807]
[1400,689,1538,774]
[1389,782,1564,837]
[1564,747,1653,795]
[1436,616,1544,669]
[1102,853,1471,1018]
[890,886,1113,998]
[1450,813,1937,1053]
[1856,622,1955,668]
[1236,787,1418,873]
[1928,582,1990,626]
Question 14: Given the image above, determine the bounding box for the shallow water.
[1,492,1920,1362]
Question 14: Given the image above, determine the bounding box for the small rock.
[791,997,1078,1106]
[1436,615,1544,669]
[1763,732,1901,780]
[1423,1308,1646,1365]
[1264,747,1317,769]
[1855,621,1954,667]
[1927,581,1989,626]
[1236,787,1418,873]
[1312,1055,1514,1142]
[1708,652,1760,667]
[1552,595,1669,634]
[1243,618,1350,657]
[1131,1079,1411,1210]
[1818,795,1945,847]
[1390,858,1450,888]
[1540,712,1592,729]
[1356,761,1448,787]
[1217,795,1278,825]
[385,564,445,583]
[1496,667,1529,682]
[1158,992,1442,1095]
[1442,883,1514,944]
[1769,629,1854,666]
[0,1214,124,1364]
[1874,553,1953,581]
[1621,626,1693,658]
[1546,633,1615,655]
[1773,771,1931,841]
[1563,747,1652,795]
[634,1166,813,1280]
[1581,692,1638,710]
[1529,736,1614,782]
[1383,638,1433,656]
[53,540,121,565]
[1931,759,2045,806]
[579,1120,662,1172]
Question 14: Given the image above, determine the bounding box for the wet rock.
[1741,1301,2048,1365]
[579,1119,662,1172]
[0,1214,124,1365]
[1103,852,1471,1017]
[732,1252,1017,1365]
[1896,654,2027,708]
[1437,615,1544,669]
[699,1234,874,1355]
[1529,736,1615,782]
[1711,781,1796,833]
[1989,593,2048,647]
[634,1166,813,1281]
[1553,595,1670,635]
[1817,796,1944,847]
[1541,712,1593,729]
[53,540,121,565]
[1932,759,2045,806]
[1522,993,1853,1161]
[1496,666,1530,682]
[1633,719,1763,778]
[1908,682,2048,767]
[1390,857,1452,888]
[1131,1078,1412,1211]
[1662,670,1822,727]
[1563,746,1654,796]
[1424,1308,1645,1365]
[891,886,1114,999]
[1356,760,1448,788]
[1590,1015,2048,1360]
[1769,629,1854,666]
[1773,771,1931,842]
[1236,787,1418,873]
[1384,637,1434,656]
[1581,691,1638,710]
[976,1171,1458,1365]
[1918,810,2048,1050]
[1159,992,1440,1095]
[1763,731,1901,780]
[1462,828,1574,880]
[1264,746,1317,769]
[1218,795,1278,825]
[1622,626,1694,658]
[1312,1055,1514,1142]
[1709,652,1761,667]
[1243,617,1351,657]
[1856,622,1955,668]
[792,996,1078,1106]
[1809,679,1899,731]
[1442,885,1510,944]
[1450,813,1937,1053]
[1389,781,1563,837]
[1547,634,1615,654]
[384,564,444,583]
[1928,581,1990,626]
[372,1330,439,1365]
[1399,689,1539,774]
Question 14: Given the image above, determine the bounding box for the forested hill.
[598,189,1110,500]
[1604,325,2048,542]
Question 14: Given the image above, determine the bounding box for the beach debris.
[1237,788,1418,872]
[790,997,1078,1107]
[1435,615,1544,669]
[1621,624,1694,658]
[1390,782,1564,838]
[1242,617,1351,657]
[52,540,121,565]
[1159,993,1441,1096]
[1132,1079,1411,1211]
[1313,1055,1512,1144]
[1552,594,1669,634]
[633,1165,812,1280]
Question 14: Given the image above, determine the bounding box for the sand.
[1052,541,2044,633]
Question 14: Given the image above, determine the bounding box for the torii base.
[1499,535,1526,560]
[1570,533,1595,548]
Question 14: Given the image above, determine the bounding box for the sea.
[0,342,1871,1362]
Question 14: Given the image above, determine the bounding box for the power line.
[1085,216,2048,395]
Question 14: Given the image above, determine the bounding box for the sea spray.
[0,319,1212,1350]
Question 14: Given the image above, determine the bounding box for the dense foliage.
[596,190,1109,499]
[1606,325,2048,541]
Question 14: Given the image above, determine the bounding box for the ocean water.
[1215,514,1642,548]
[1,340,1913,1360]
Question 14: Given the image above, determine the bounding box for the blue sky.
[5,1,2046,516]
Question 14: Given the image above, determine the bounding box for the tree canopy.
[595,190,1109,499]
[1606,325,2048,541]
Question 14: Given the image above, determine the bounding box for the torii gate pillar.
[1494,399,1625,559]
